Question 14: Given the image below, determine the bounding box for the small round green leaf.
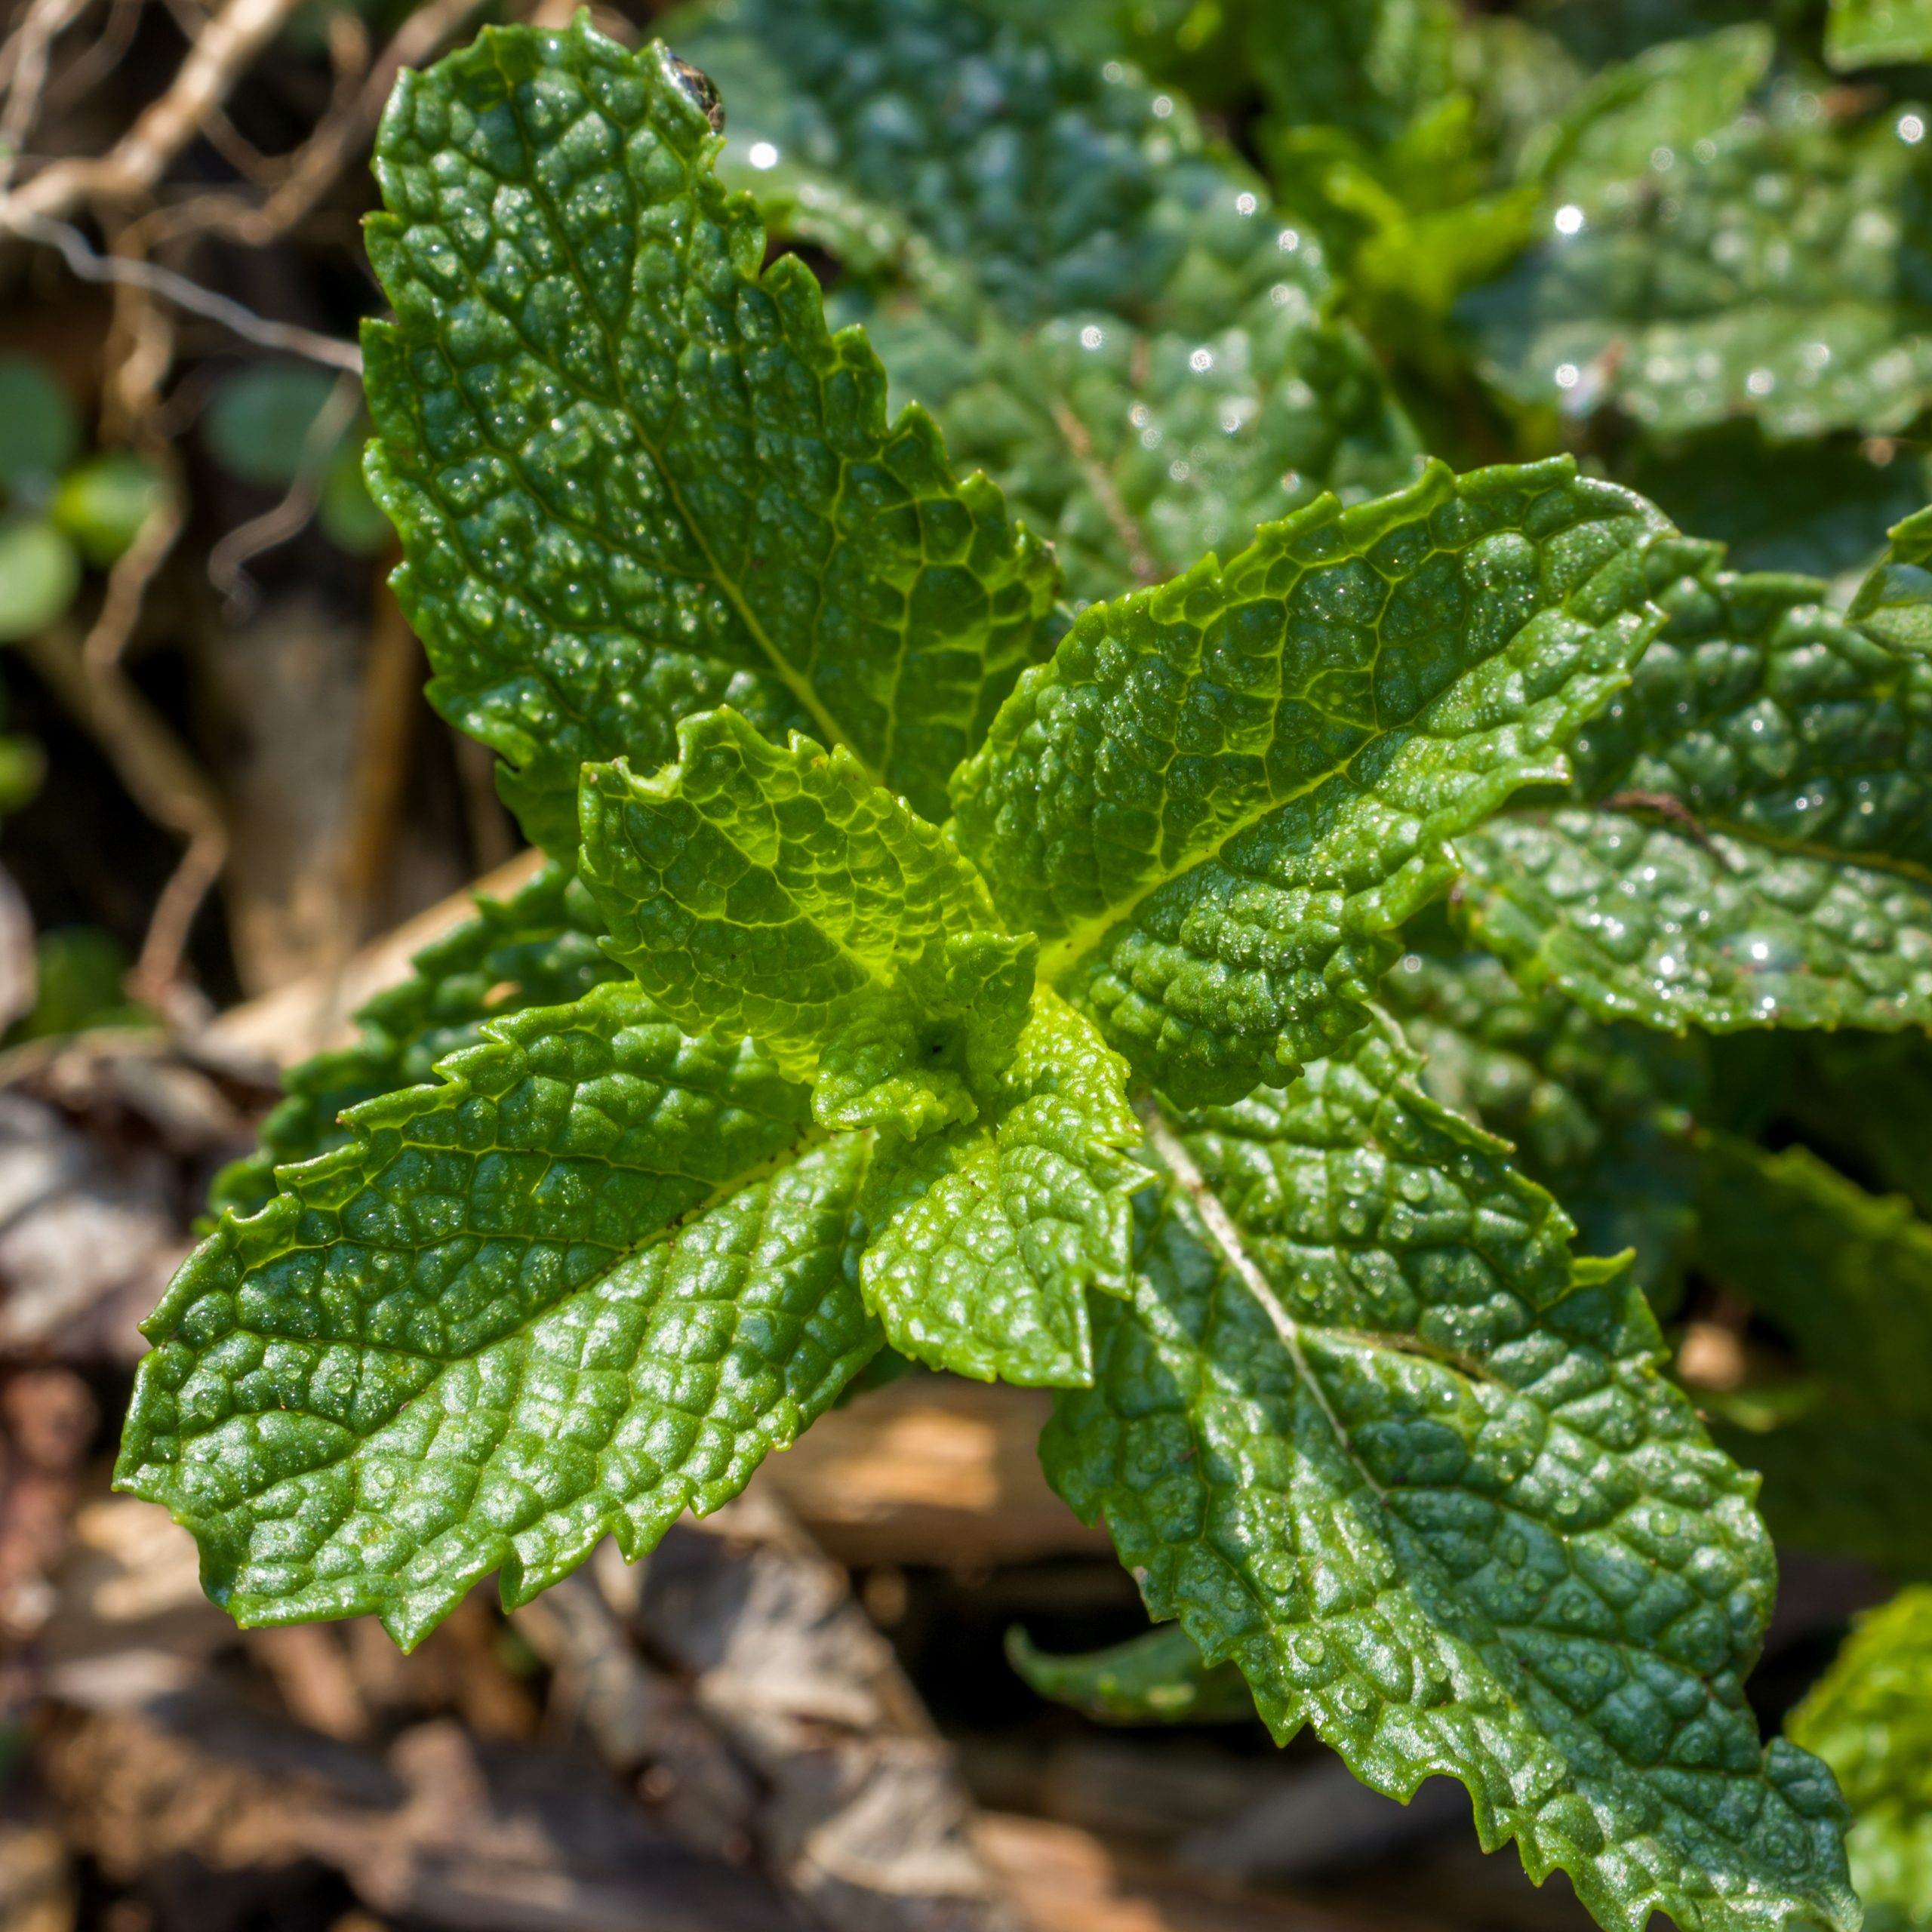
[0,519,81,639]
[52,451,169,566]
[0,357,81,491]
[202,365,337,487]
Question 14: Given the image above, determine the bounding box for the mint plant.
[113,9,1932,1932]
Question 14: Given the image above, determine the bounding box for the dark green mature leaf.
[1382,938,1706,1306]
[1464,26,1932,441]
[1827,0,1932,72]
[1692,1132,1932,1572]
[1629,427,1932,580]
[952,456,1669,1104]
[1247,0,1458,149]
[1789,1029,1932,1220]
[362,17,1057,849]
[863,294,1423,606]
[1008,1622,1257,1724]
[1789,1587,1932,1930]
[1717,1413,1932,1578]
[1457,810,1932,1032]
[672,0,1310,333]
[578,707,1145,1383]
[1457,534,1932,1032]
[1044,1017,1857,1932]
[210,862,620,1221]
[115,983,879,1645]
[669,0,1420,604]
[1697,1134,1932,1411]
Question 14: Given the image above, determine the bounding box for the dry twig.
[4,0,303,217]
[2,208,363,369]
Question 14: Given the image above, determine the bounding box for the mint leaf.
[363,17,1057,848]
[1849,499,1932,656]
[1789,1589,1932,1932]
[1697,1134,1932,1410]
[1044,1016,1857,1932]
[1791,1029,1932,1220]
[579,704,1146,1383]
[674,0,1421,601]
[115,983,879,1644]
[1457,535,1932,1032]
[1248,0,1457,149]
[1692,1131,1932,1572]
[1008,1621,1257,1724]
[1383,938,1706,1306]
[1457,810,1932,1032]
[1827,0,1932,71]
[952,457,1669,1104]
[210,862,620,1220]
[1466,26,1932,440]
[580,707,1032,1134]
[865,294,1422,605]
[857,988,1143,1385]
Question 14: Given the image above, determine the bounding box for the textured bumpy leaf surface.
[855,989,1143,1385]
[580,705,1145,1383]
[1457,810,1932,1032]
[952,457,1668,1103]
[1465,25,1932,440]
[1789,1589,1932,1931]
[1382,938,1706,1305]
[362,17,1056,848]
[115,984,880,1644]
[1008,1621,1258,1724]
[580,707,1031,1129]
[1457,534,1932,1031]
[1692,1133,1932,1572]
[1043,1018,1856,1932]
[866,295,1422,606]
[672,0,1420,601]
[211,863,621,1221]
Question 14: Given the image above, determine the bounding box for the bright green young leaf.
[670,0,1420,605]
[209,861,623,1222]
[856,986,1143,1386]
[1465,27,1932,441]
[1382,936,1706,1307]
[115,981,881,1646]
[1789,1588,1932,1931]
[952,456,1669,1105]
[1008,1621,1257,1724]
[1827,0,1932,72]
[580,707,1033,1134]
[1456,534,1932,1032]
[361,17,1057,849]
[1044,1014,1857,1932]
[579,705,1146,1384]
